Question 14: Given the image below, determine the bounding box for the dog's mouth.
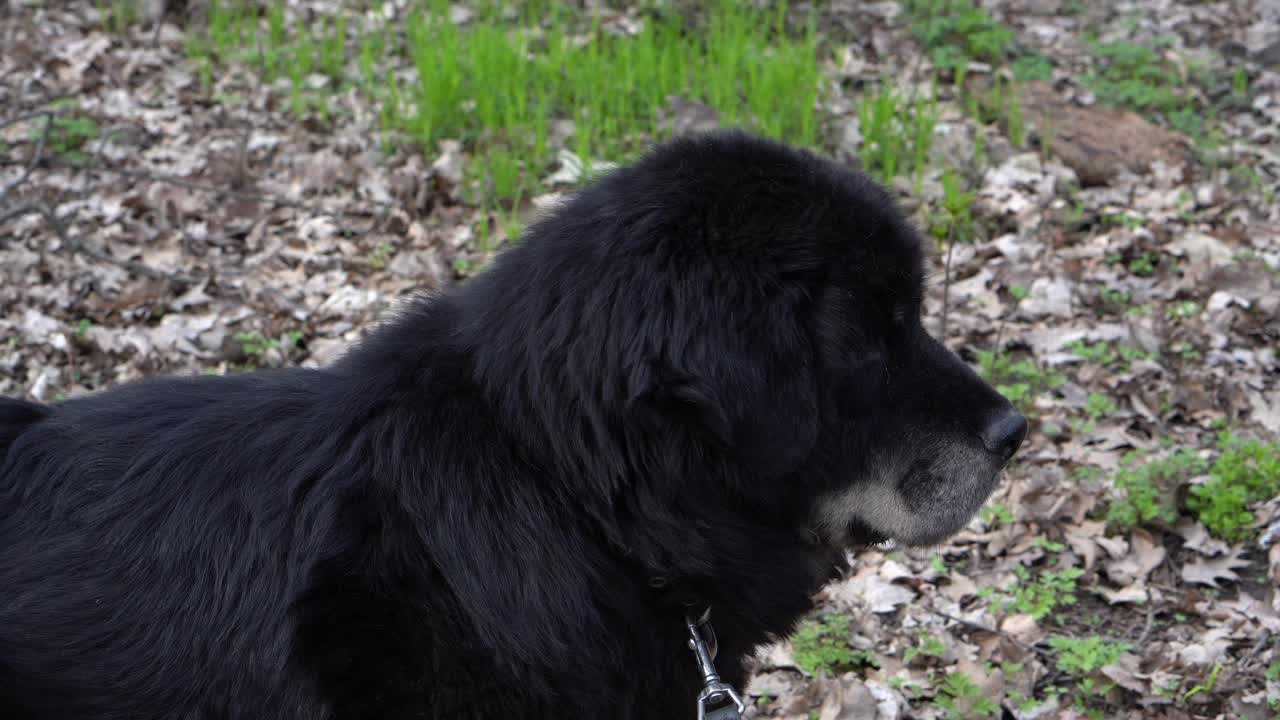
[815,461,1004,551]
[842,516,897,549]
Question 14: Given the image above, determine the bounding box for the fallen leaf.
[941,572,978,602]
[1181,546,1251,587]
[1104,529,1165,586]
[1000,614,1044,646]
[1100,652,1149,696]
[1174,519,1231,557]
[1098,584,1149,605]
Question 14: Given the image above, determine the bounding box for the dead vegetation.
[1,1,1278,718]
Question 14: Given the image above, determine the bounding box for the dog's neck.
[375,278,838,701]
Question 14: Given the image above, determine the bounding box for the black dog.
[0,130,1026,719]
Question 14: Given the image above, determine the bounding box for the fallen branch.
[1,201,194,287]
[0,108,60,130]
[928,608,1053,658]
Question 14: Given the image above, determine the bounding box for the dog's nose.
[980,409,1028,462]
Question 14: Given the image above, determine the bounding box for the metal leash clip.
[685,608,746,720]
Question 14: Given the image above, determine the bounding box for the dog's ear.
[630,296,819,479]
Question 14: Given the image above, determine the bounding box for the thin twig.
[928,608,1052,658]
[0,108,59,130]
[940,226,956,338]
[0,202,193,286]
[1133,600,1156,647]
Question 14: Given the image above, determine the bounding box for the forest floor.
[1,1,1278,718]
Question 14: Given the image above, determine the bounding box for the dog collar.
[685,607,745,720]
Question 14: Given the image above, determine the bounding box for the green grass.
[96,0,140,33]
[188,0,822,228]
[856,79,939,188]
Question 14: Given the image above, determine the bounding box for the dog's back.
[0,372,349,718]
[0,397,49,467]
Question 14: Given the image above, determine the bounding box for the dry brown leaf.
[1174,519,1232,557]
[1064,519,1108,569]
[1000,614,1044,647]
[1181,546,1250,588]
[1104,529,1165,586]
[940,572,978,603]
[1097,584,1149,605]
[1100,652,1150,696]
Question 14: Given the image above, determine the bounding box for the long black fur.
[1,130,1014,718]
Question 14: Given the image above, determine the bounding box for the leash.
[685,608,746,720]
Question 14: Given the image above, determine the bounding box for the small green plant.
[366,243,394,270]
[1072,393,1116,434]
[1050,636,1132,675]
[1127,253,1157,277]
[790,614,875,678]
[1030,536,1065,553]
[1187,433,1280,542]
[1102,211,1144,230]
[1067,339,1117,365]
[1064,339,1154,371]
[975,350,1064,412]
[234,331,278,362]
[902,0,1013,70]
[1098,287,1131,312]
[1085,389,1116,417]
[753,688,778,708]
[1166,301,1202,320]
[903,630,947,664]
[1049,635,1132,711]
[981,561,1083,623]
[1010,565,1083,622]
[1082,39,1196,131]
[930,555,949,575]
[979,502,1014,528]
[32,113,98,162]
[931,672,1000,719]
[1105,448,1207,530]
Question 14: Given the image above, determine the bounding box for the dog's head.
[570,131,1027,549]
